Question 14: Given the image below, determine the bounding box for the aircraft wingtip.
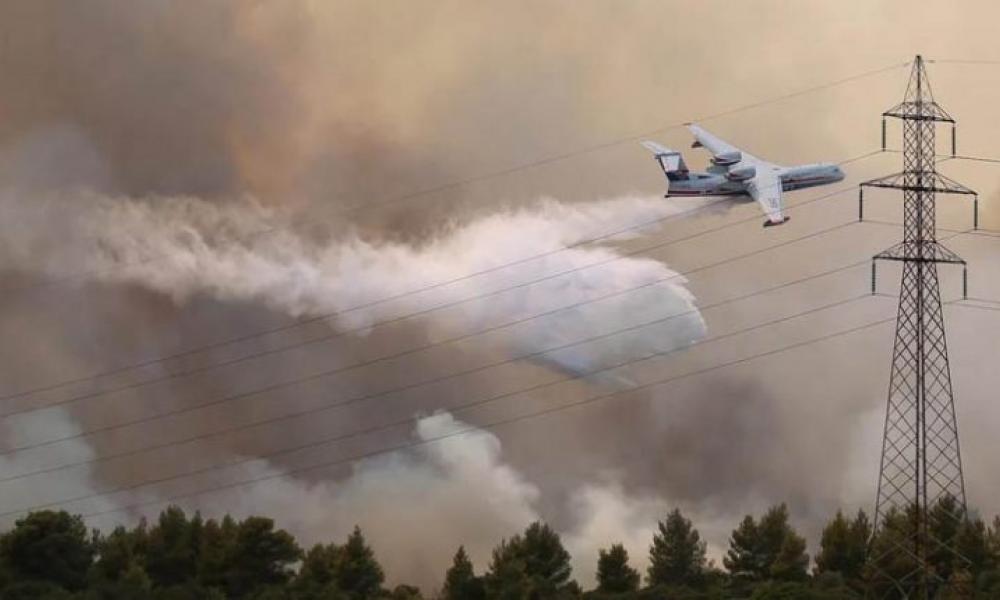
[763,216,791,228]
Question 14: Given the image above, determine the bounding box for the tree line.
[1,501,998,599]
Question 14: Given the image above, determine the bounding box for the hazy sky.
[2,0,1000,590]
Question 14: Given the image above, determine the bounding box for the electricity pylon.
[860,55,977,599]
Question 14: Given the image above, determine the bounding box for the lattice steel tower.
[859,56,977,599]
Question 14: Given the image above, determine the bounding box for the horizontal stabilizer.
[641,141,687,176]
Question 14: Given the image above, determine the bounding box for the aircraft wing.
[687,124,771,166]
[746,171,787,226]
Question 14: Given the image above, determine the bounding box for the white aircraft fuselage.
[665,162,845,197]
[642,124,846,226]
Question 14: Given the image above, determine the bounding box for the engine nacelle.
[711,151,742,166]
[726,165,757,181]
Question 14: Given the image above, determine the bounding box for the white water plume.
[4,190,708,377]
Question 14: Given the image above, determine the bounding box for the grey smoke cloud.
[116,411,718,592]
[0,408,701,590]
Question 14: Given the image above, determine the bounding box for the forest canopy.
[1,501,998,599]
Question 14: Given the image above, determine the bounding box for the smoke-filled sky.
[4,0,1000,591]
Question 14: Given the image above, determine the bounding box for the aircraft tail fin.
[641,141,688,181]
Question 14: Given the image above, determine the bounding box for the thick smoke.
[112,412,723,591]
[0,408,154,525]
[0,409,708,590]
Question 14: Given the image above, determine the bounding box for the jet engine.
[726,165,757,181]
[711,151,742,166]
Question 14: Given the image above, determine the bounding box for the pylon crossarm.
[860,170,976,195]
[883,101,954,122]
[873,241,965,264]
[932,170,977,195]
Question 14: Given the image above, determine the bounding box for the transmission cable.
[11,228,981,519]
[1,289,892,520]
[7,294,896,518]
[0,244,881,484]
[0,214,869,454]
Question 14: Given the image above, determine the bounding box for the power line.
[4,60,907,299]
[932,58,1000,65]
[60,274,1000,525]
[54,262,1000,518]
[886,148,1000,165]
[952,300,1000,312]
[2,290,891,521]
[950,153,1000,165]
[63,298,898,523]
[964,229,1000,237]
[0,248,877,485]
[0,215,867,455]
[1,152,884,422]
[864,219,1000,239]
[959,295,1000,305]
[6,205,981,521]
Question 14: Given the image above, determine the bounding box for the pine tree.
[756,504,794,575]
[595,544,639,593]
[146,506,201,588]
[194,516,236,594]
[928,495,964,582]
[486,522,574,599]
[442,546,484,600]
[91,525,147,583]
[486,539,529,600]
[848,510,872,567]
[335,527,385,599]
[295,543,345,599]
[647,509,706,587]
[518,522,572,590]
[953,517,994,578]
[770,530,808,581]
[723,515,760,580]
[815,511,849,574]
[224,516,301,598]
[865,506,920,599]
[0,510,94,592]
[815,509,869,581]
[724,504,807,582]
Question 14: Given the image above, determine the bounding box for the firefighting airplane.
[642,124,845,227]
